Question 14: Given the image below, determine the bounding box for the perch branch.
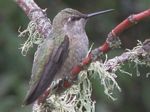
[16,0,52,38]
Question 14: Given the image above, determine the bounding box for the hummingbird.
[24,8,114,105]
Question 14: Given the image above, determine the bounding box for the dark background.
[0,0,150,112]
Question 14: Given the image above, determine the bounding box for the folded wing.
[24,36,69,105]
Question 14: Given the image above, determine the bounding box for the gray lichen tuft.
[126,40,150,76]
[89,61,121,101]
[32,60,121,112]
[19,21,44,56]
[33,70,95,112]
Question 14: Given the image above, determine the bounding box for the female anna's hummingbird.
[24,8,114,105]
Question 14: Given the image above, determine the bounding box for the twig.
[105,39,150,72]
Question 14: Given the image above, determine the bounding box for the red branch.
[15,0,150,104]
[112,9,150,36]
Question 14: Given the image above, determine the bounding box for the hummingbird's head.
[52,8,87,31]
[52,8,114,32]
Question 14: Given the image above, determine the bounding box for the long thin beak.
[87,9,114,18]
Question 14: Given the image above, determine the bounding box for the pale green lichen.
[107,36,122,49]
[19,21,44,56]
[32,59,121,112]
[126,40,150,76]
[33,70,95,112]
[119,68,132,76]
[89,61,121,101]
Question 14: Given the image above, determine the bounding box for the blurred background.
[0,0,150,112]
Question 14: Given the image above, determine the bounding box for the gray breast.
[53,32,89,82]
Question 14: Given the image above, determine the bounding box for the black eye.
[69,16,81,21]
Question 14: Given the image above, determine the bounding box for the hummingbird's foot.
[37,87,51,105]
